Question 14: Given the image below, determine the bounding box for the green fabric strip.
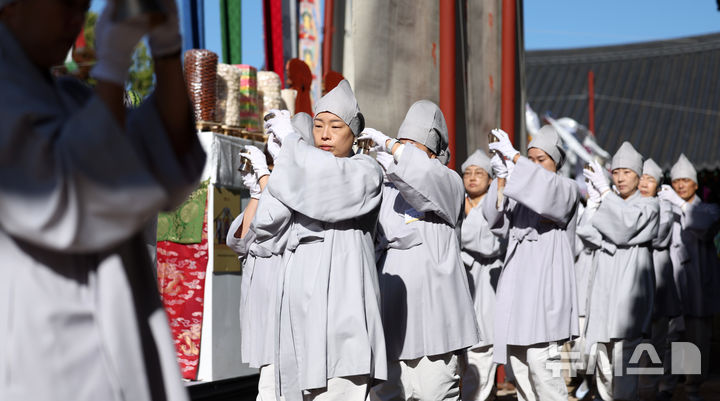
[157,180,209,244]
[220,0,242,64]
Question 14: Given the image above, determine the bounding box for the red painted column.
[322,0,335,78]
[439,0,457,168]
[501,0,516,144]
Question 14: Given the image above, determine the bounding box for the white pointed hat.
[313,79,364,136]
[611,141,643,177]
[670,153,697,183]
[642,158,663,183]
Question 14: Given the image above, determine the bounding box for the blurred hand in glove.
[359,128,393,152]
[148,0,182,57]
[491,154,509,179]
[264,110,294,144]
[658,184,687,210]
[243,145,270,178]
[91,0,152,85]
[583,161,610,194]
[489,129,519,162]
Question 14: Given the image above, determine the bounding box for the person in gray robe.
[0,1,205,400]
[459,150,505,401]
[226,115,314,401]
[582,142,659,401]
[656,154,720,401]
[570,182,604,399]
[482,125,580,401]
[360,100,479,401]
[257,80,387,401]
[225,144,287,401]
[636,158,683,400]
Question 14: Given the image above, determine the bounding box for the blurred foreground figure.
[0,0,205,400]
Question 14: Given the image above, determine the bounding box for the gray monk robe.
[584,191,659,348]
[652,199,682,319]
[0,22,205,401]
[670,196,720,317]
[376,145,479,361]
[461,196,505,348]
[258,133,387,399]
[226,191,292,368]
[575,204,602,319]
[482,158,580,364]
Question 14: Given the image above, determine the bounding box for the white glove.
[374,145,395,170]
[359,128,393,152]
[148,0,182,57]
[241,145,270,178]
[491,154,508,179]
[582,161,610,194]
[264,110,294,144]
[489,129,519,161]
[241,170,261,199]
[266,134,281,162]
[658,184,687,209]
[586,180,602,205]
[91,1,151,85]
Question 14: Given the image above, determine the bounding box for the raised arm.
[386,145,464,226]
[503,157,579,226]
[482,179,512,238]
[267,133,383,222]
[0,80,204,253]
[576,204,603,250]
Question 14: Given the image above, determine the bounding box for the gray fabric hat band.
[397,100,450,164]
[461,149,493,177]
[527,125,565,168]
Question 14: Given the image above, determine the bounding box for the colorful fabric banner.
[157,203,209,380]
[298,0,322,104]
[157,182,208,244]
[220,0,242,64]
[263,0,285,84]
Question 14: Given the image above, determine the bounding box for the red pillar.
[322,0,335,78]
[439,0,457,168]
[501,0,516,145]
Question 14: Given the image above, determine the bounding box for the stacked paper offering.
[257,70,285,119]
[234,64,261,131]
[215,64,241,127]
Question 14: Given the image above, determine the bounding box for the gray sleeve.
[267,133,383,223]
[226,212,255,257]
[653,200,674,248]
[503,157,579,226]
[576,209,603,249]
[593,194,659,246]
[386,145,465,226]
[481,179,511,238]
[251,190,293,254]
